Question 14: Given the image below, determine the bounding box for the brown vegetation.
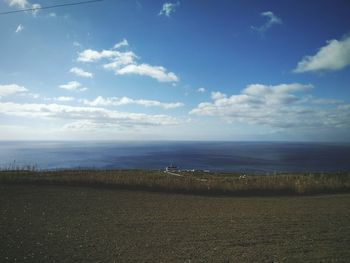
[1,169,349,196]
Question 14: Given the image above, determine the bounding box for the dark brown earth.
[1,185,350,262]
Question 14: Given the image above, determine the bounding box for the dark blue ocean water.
[0,141,350,173]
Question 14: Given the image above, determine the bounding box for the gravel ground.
[1,185,350,262]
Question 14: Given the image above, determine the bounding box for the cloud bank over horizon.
[191,83,350,130]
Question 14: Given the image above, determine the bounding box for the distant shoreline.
[1,169,349,197]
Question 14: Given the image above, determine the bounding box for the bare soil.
[1,185,349,262]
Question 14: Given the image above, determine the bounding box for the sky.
[0,0,350,141]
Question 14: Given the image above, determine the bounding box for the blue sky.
[0,0,350,141]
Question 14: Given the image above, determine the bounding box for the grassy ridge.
[0,169,350,196]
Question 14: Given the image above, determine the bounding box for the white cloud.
[59,81,87,92]
[0,84,28,97]
[5,1,41,16]
[78,48,136,68]
[78,40,179,83]
[211,91,226,100]
[242,83,313,96]
[15,24,24,33]
[159,1,180,17]
[190,83,350,129]
[0,102,179,129]
[294,35,350,73]
[31,3,41,16]
[116,64,179,83]
[55,96,75,102]
[197,87,206,93]
[251,11,282,33]
[5,0,29,8]
[48,12,56,18]
[83,96,184,109]
[78,49,120,62]
[70,67,93,78]
[102,52,137,69]
[113,39,129,49]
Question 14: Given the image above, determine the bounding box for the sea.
[1,141,350,173]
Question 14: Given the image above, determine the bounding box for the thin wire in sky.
[0,0,104,15]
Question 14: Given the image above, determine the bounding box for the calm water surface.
[1,141,350,173]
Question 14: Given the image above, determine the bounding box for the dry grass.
[1,169,350,196]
